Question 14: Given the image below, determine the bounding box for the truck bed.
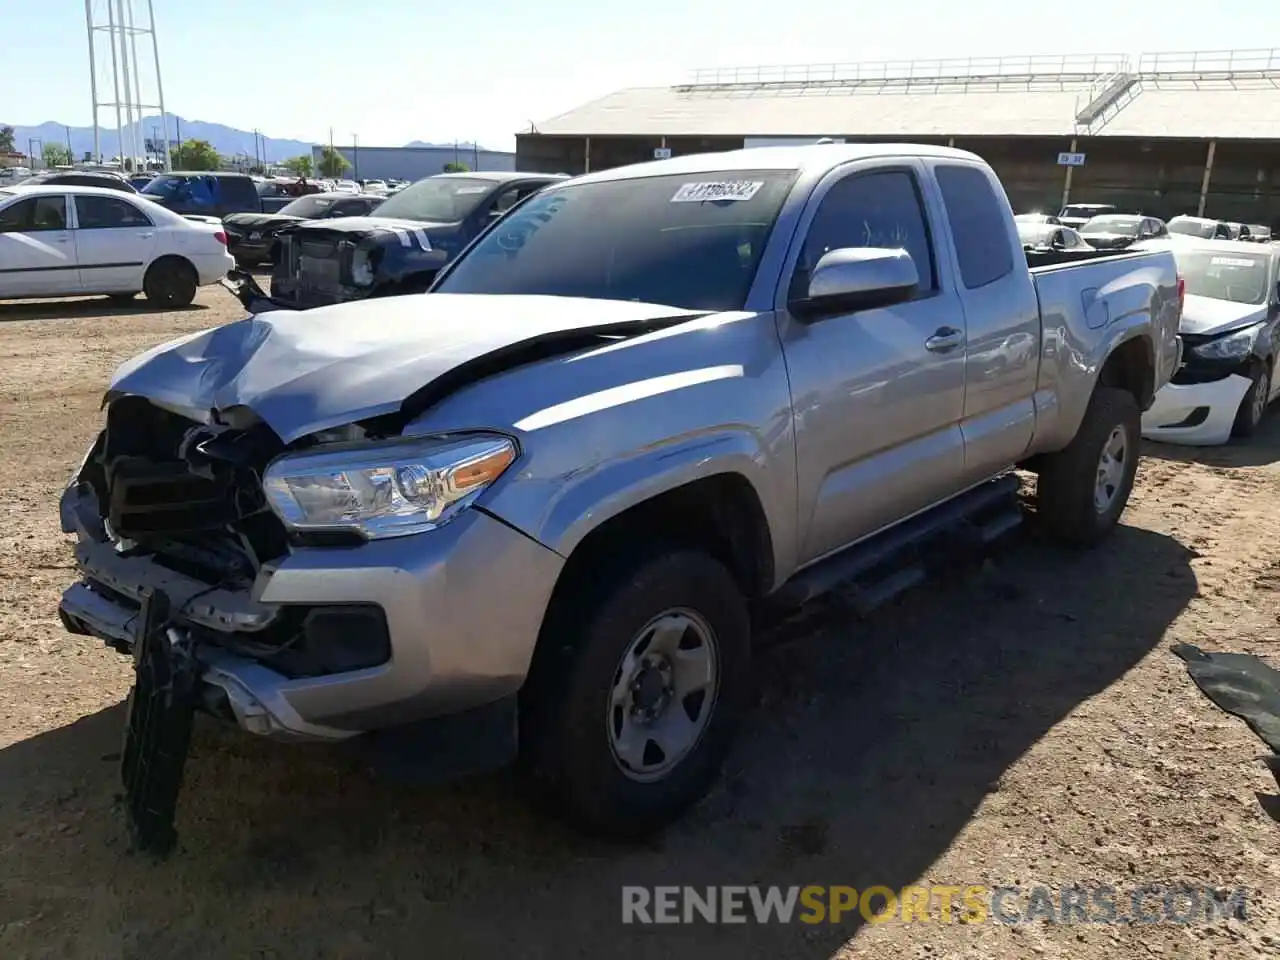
[1024,246,1152,271]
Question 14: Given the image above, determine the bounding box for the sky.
[3,0,1277,151]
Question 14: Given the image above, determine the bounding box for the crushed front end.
[1140,328,1259,445]
[60,393,564,750]
[60,397,393,741]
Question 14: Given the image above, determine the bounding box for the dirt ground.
[2,287,1280,960]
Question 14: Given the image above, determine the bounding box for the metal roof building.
[310,144,516,183]
[516,49,1280,227]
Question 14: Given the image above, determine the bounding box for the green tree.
[169,139,220,171]
[0,125,14,153]
[316,146,350,178]
[283,154,313,177]
[442,161,470,173]
[42,143,72,168]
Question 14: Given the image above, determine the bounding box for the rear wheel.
[1035,387,1141,544]
[143,258,198,308]
[1232,357,1271,438]
[522,549,751,838]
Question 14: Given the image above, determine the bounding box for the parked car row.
[1027,204,1274,246]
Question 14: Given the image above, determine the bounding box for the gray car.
[59,144,1181,844]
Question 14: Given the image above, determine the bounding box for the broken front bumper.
[59,483,565,741]
[1140,374,1252,446]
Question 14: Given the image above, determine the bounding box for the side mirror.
[792,247,918,321]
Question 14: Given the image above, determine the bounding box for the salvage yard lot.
[2,288,1280,959]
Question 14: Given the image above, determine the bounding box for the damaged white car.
[1140,239,1280,445]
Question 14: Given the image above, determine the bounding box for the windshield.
[1176,250,1271,305]
[1061,205,1114,219]
[1169,218,1216,238]
[279,194,343,217]
[372,177,494,223]
[436,170,797,312]
[1081,216,1141,236]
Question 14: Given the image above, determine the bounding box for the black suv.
[139,171,263,217]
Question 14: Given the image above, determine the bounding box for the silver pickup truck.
[58,144,1182,846]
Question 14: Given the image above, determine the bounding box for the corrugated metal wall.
[517,133,1280,228]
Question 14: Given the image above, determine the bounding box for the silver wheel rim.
[1252,368,1270,425]
[607,608,720,783]
[1095,424,1129,514]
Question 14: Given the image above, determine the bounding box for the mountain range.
[2,115,485,162]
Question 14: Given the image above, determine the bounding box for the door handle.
[138,231,155,238]
[925,327,965,353]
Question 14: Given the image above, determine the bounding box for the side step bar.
[771,474,1023,615]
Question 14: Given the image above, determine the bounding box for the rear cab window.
[220,177,261,208]
[934,164,1015,289]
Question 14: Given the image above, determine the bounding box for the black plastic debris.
[1172,643,1280,798]
[120,588,200,856]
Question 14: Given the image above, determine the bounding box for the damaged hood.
[1180,294,1269,336]
[107,294,705,443]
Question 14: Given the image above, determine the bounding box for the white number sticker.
[671,180,763,203]
[1210,257,1258,268]
[455,186,489,194]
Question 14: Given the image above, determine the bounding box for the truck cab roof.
[570,143,986,186]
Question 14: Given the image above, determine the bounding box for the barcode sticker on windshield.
[1210,257,1258,268]
[671,180,763,203]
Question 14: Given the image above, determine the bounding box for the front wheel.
[522,550,751,838]
[1232,358,1271,438]
[1035,387,1141,545]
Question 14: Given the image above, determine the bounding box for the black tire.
[1231,357,1271,438]
[522,549,751,838]
[1035,386,1141,545]
[143,258,198,308]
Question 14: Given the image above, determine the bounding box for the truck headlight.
[263,435,517,540]
[1191,324,1261,361]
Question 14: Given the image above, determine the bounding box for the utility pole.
[28,138,42,170]
[352,133,359,180]
[66,125,74,162]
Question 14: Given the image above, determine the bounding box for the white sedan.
[1137,238,1280,445]
[0,184,235,307]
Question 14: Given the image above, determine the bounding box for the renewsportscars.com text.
[621,884,1250,925]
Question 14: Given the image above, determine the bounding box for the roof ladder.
[1073,70,1138,130]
